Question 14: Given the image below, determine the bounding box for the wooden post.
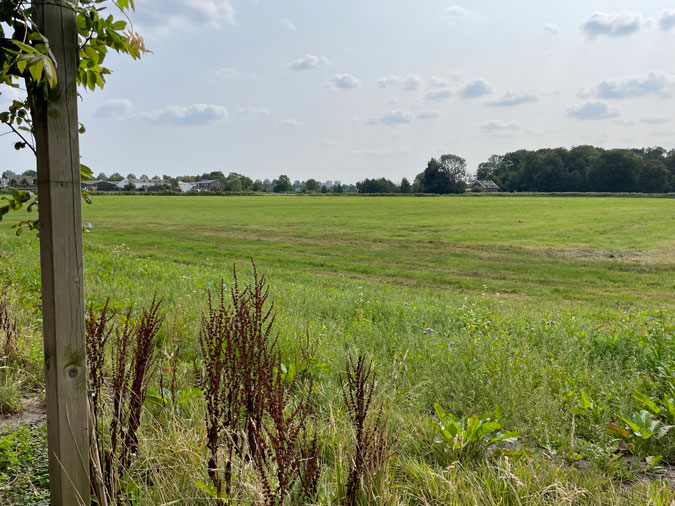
[32,2,90,505]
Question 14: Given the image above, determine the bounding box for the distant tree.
[356,178,398,193]
[637,160,670,193]
[293,180,302,191]
[273,174,293,192]
[263,178,274,191]
[399,177,411,193]
[207,171,226,181]
[252,180,264,192]
[586,150,639,192]
[96,172,107,180]
[22,169,37,177]
[9,178,17,186]
[416,154,468,194]
[140,174,149,180]
[476,154,502,181]
[123,181,136,191]
[303,178,321,192]
[321,185,328,193]
[334,184,344,194]
[228,179,243,192]
[127,173,137,180]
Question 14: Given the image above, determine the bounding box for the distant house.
[178,181,196,193]
[114,177,163,190]
[469,180,500,192]
[193,179,226,192]
[0,177,8,188]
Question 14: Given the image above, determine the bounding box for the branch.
[3,123,36,156]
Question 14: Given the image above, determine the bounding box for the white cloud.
[376,74,423,91]
[353,147,411,157]
[416,110,441,120]
[280,17,296,30]
[581,11,646,38]
[640,117,669,125]
[459,77,495,99]
[367,110,414,125]
[480,120,521,132]
[444,6,481,24]
[591,72,671,99]
[317,138,338,146]
[290,54,329,71]
[568,101,620,120]
[143,104,229,124]
[659,10,675,31]
[543,23,559,34]
[486,91,538,107]
[95,99,135,118]
[425,87,453,101]
[281,118,305,129]
[324,74,361,90]
[216,67,240,80]
[237,107,270,116]
[135,0,236,36]
[428,76,450,88]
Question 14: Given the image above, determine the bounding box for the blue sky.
[3,1,675,183]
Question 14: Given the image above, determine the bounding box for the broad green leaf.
[634,391,661,415]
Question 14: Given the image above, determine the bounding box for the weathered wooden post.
[32,1,90,504]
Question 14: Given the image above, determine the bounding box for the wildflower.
[647,316,654,321]
[424,327,435,335]
[546,320,556,326]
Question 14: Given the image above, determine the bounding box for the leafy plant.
[431,404,519,463]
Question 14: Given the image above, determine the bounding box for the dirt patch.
[0,396,45,431]
[534,247,675,265]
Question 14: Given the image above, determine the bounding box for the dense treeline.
[355,146,675,194]
[482,146,675,193]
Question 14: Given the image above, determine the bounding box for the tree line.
[5,145,674,194]
[356,146,675,194]
[480,146,675,193]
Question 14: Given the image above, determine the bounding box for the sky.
[3,0,675,183]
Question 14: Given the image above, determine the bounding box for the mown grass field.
[1,195,675,505]
[84,195,675,310]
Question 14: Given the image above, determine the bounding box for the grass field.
[1,195,675,504]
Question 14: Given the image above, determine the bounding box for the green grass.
[1,195,674,504]
[75,195,675,311]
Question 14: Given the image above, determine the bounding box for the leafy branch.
[0,0,147,229]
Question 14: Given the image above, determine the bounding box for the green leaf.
[433,403,446,421]
[28,58,44,83]
[634,391,661,415]
[12,40,36,54]
[646,455,663,467]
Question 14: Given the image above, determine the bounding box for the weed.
[198,264,321,504]
[341,354,390,506]
[431,404,519,463]
[85,296,165,503]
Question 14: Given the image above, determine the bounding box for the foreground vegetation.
[1,195,674,504]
